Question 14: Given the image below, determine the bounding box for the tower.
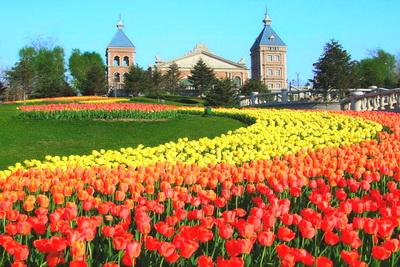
[106,17,135,90]
[250,10,287,91]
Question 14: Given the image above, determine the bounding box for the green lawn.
[129,95,204,106]
[0,104,245,169]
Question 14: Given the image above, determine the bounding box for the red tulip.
[158,242,176,258]
[126,241,141,258]
[277,226,295,242]
[257,231,275,246]
[372,246,391,260]
[198,255,214,267]
[69,260,88,267]
[340,250,360,266]
[316,256,333,267]
[324,231,339,246]
[384,239,400,252]
[179,239,199,259]
[216,257,244,267]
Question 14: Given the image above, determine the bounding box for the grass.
[0,103,245,169]
[129,95,205,106]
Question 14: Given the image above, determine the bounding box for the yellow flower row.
[0,108,382,179]
[78,98,129,104]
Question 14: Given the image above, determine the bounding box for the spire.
[263,8,272,26]
[117,14,124,30]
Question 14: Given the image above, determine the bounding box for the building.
[250,11,287,91]
[155,44,249,87]
[106,18,135,90]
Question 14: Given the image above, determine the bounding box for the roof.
[108,29,135,48]
[156,44,248,70]
[251,25,286,51]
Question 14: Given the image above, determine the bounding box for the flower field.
[1,107,400,267]
[19,103,183,120]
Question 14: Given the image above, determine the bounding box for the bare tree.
[28,35,59,50]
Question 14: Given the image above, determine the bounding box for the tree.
[188,59,216,95]
[398,54,400,87]
[6,47,36,99]
[69,49,105,93]
[240,79,270,95]
[0,80,5,100]
[6,44,69,99]
[124,65,153,96]
[81,65,106,96]
[205,78,238,106]
[31,46,68,98]
[358,50,399,88]
[312,40,360,98]
[164,63,181,93]
[148,67,163,96]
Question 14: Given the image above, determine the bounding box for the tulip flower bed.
[19,103,183,120]
[12,108,381,172]
[1,109,399,267]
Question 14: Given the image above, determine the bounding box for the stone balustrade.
[239,88,374,108]
[340,89,400,111]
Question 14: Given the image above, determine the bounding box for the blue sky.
[0,0,399,84]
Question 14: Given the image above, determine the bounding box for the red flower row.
[19,102,180,112]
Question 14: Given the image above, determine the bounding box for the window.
[234,76,242,87]
[267,69,273,76]
[122,56,129,67]
[275,55,280,62]
[269,83,274,89]
[113,56,120,66]
[114,72,121,83]
[276,69,282,77]
[277,83,281,89]
[267,55,273,62]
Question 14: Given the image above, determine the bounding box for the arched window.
[123,56,130,66]
[234,76,242,87]
[113,56,120,66]
[114,72,121,83]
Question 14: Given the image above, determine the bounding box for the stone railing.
[239,89,317,107]
[340,88,400,111]
[239,88,374,107]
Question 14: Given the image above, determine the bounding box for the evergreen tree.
[124,65,153,96]
[81,65,106,96]
[312,40,359,98]
[205,78,238,106]
[397,54,400,87]
[164,63,181,93]
[69,49,105,93]
[358,50,399,88]
[188,59,216,95]
[149,67,163,96]
[0,80,5,99]
[240,79,270,95]
[6,47,36,99]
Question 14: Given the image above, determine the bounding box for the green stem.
[260,246,267,267]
